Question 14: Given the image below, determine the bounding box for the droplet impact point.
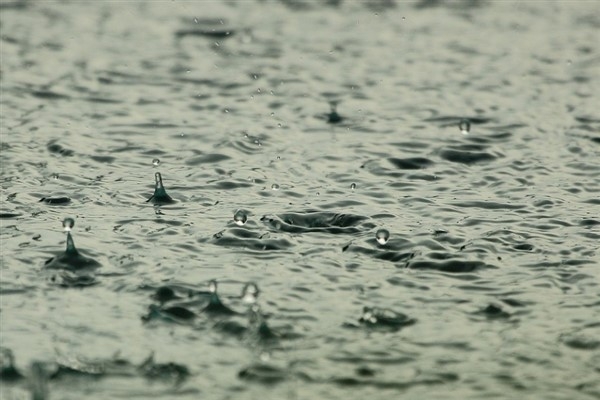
[147,172,175,205]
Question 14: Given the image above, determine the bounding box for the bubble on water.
[51,173,59,180]
[209,280,218,294]
[271,183,280,191]
[350,183,356,190]
[375,229,390,245]
[152,158,160,167]
[62,217,75,232]
[241,282,260,304]
[459,119,471,135]
[233,209,248,226]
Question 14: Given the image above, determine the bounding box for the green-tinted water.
[1,1,599,399]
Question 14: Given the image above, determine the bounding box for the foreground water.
[1,1,599,399]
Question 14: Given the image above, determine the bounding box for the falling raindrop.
[241,282,260,304]
[350,183,356,190]
[459,119,471,135]
[233,209,248,226]
[152,158,160,167]
[62,217,75,232]
[209,280,218,294]
[375,229,390,245]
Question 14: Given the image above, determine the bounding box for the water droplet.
[257,88,261,93]
[459,119,471,135]
[62,217,75,232]
[152,158,160,167]
[271,183,280,191]
[350,183,356,190]
[241,282,260,304]
[194,17,198,23]
[51,173,59,180]
[209,280,218,294]
[375,229,390,245]
[233,209,248,226]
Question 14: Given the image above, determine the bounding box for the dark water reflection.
[1,1,599,399]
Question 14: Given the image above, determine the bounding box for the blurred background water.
[1,0,599,399]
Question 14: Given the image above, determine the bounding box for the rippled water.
[1,1,599,399]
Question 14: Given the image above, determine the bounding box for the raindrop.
[62,217,75,232]
[271,183,280,191]
[233,209,248,226]
[194,17,198,23]
[459,119,471,135]
[350,183,356,190]
[209,280,218,294]
[241,282,260,304]
[152,158,160,167]
[51,173,59,180]
[375,229,390,245]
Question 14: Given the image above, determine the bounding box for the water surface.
[1,1,599,399]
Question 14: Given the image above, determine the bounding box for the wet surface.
[1,1,599,399]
